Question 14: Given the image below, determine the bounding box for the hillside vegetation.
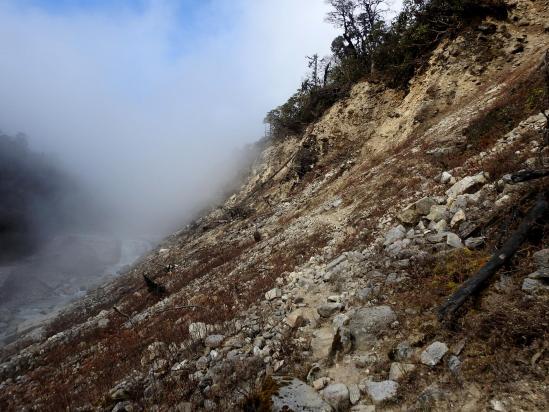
[0,0,548,411]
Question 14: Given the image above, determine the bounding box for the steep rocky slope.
[1,1,548,411]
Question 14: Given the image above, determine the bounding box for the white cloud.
[0,0,403,234]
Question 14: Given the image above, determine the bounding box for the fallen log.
[143,274,167,295]
[438,191,548,321]
[509,169,549,183]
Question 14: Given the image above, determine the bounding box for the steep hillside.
[1,1,548,411]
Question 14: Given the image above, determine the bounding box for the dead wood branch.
[438,192,548,321]
[509,169,549,183]
[143,274,167,295]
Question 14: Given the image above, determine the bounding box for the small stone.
[434,219,448,233]
[318,303,344,318]
[415,197,437,215]
[446,233,464,249]
[388,362,416,381]
[393,341,413,361]
[205,334,225,348]
[398,205,420,225]
[361,380,398,404]
[448,355,461,374]
[522,278,549,293]
[271,377,332,412]
[311,328,336,360]
[384,225,406,246]
[189,322,208,340]
[440,171,452,184]
[426,205,449,222]
[490,399,506,411]
[465,237,485,249]
[446,173,487,199]
[421,342,449,366]
[450,209,466,227]
[348,383,361,405]
[323,383,350,410]
[265,288,282,300]
[349,306,397,350]
[533,249,549,276]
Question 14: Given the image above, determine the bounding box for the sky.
[0,0,402,235]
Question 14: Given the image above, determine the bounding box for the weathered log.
[143,274,167,295]
[509,169,549,183]
[438,192,548,321]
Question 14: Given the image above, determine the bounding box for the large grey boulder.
[360,380,398,404]
[318,303,344,318]
[384,225,406,246]
[311,327,336,360]
[323,383,350,411]
[420,341,448,366]
[426,205,450,222]
[271,377,332,412]
[349,306,397,350]
[446,173,487,199]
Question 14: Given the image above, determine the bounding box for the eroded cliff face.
[1,1,548,410]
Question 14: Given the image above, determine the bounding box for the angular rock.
[323,383,350,411]
[446,233,464,249]
[361,380,398,404]
[465,237,485,249]
[448,355,461,374]
[533,249,549,276]
[426,205,449,222]
[446,173,487,199]
[204,335,225,348]
[265,288,282,301]
[440,171,452,184]
[348,383,361,405]
[189,322,208,341]
[522,278,549,293]
[420,342,448,366]
[349,306,397,350]
[311,328,336,360]
[384,225,406,246]
[318,303,344,318]
[415,197,438,215]
[398,205,420,225]
[434,219,448,233]
[450,209,466,227]
[271,377,332,412]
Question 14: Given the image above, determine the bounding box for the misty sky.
[0,0,402,235]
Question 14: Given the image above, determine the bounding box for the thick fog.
[0,0,341,237]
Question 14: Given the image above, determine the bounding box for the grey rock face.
[446,233,464,249]
[323,383,350,411]
[446,173,487,199]
[349,306,396,350]
[533,249,549,277]
[426,205,450,222]
[465,237,485,249]
[271,377,332,412]
[204,334,225,348]
[318,303,344,318]
[420,341,448,366]
[384,225,406,246]
[188,322,208,340]
[361,380,398,404]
